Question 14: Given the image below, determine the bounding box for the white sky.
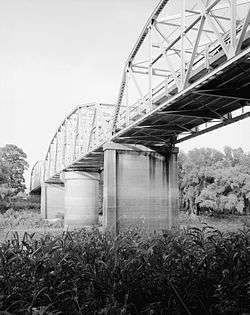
[0,0,249,187]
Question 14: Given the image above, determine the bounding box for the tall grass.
[0,226,248,314]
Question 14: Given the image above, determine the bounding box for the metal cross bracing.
[30,0,250,192]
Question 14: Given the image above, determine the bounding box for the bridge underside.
[112,48,250,154]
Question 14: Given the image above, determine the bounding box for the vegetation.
[0,144,29,212]
[0,209,43,230]
[0,144,28,193]
[0,196,41,214]
[0,210,63,243]
[0,227,248,315]
[0,209,246,244]
[178,146,250,216]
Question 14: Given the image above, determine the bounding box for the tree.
[188,147,225,167]
[0,144,28,197]
[178,148,225,214]
[224,146,246,167]
[196,165,250,214]
[0,159,9,184]
[178,147,250,215]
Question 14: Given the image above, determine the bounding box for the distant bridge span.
[30,0,250,231]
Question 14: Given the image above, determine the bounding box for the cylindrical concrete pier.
[41,183,65,219]
[64,171,99,228]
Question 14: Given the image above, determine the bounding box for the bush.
[0,199,9,213]
[0,209,43,229]
[0,226,248,314]
[11,200,40,212]
[0,196,40,214]
[0,209,64,231]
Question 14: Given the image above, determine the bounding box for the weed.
[0,226,248,314]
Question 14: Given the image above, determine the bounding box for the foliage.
[0,227,248,315]
[0,196,40,214]
[0,209,63,234]
[0,144,28,201]
[178,146,250,215]
[0,159,9,184]
[0,209,44,230]
[177,211,249,232]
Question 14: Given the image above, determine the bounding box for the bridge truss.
[30,0,250,192]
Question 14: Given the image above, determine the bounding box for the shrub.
[0,199,9,213]
[0,196,40,215]
[0,209,65,232]
[10,200,40,212]
[0,226,248,314]
[0,209,44,230]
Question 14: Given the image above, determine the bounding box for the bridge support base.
[63,171,99,229]
[103,143,179,233]
[41,183,65,219]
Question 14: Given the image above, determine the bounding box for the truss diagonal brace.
[177,111,250,143]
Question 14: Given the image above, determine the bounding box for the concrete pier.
[63,171,99,228]
[103,143,179,233]
[41,183,65,219]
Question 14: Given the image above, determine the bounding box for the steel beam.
[177,111,250,143]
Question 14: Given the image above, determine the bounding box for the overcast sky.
[0,0,249,187]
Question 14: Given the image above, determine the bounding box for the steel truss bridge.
[30,0,250,193]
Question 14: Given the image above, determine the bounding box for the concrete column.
[103,143,179,233]
[168,147,179,227]
[103,148,118,233]
[64,171,99,228]
[41,183,65,219]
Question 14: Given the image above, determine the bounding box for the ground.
[0,209,63,242]
[0,209,249,242]
[178,211,249,232]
